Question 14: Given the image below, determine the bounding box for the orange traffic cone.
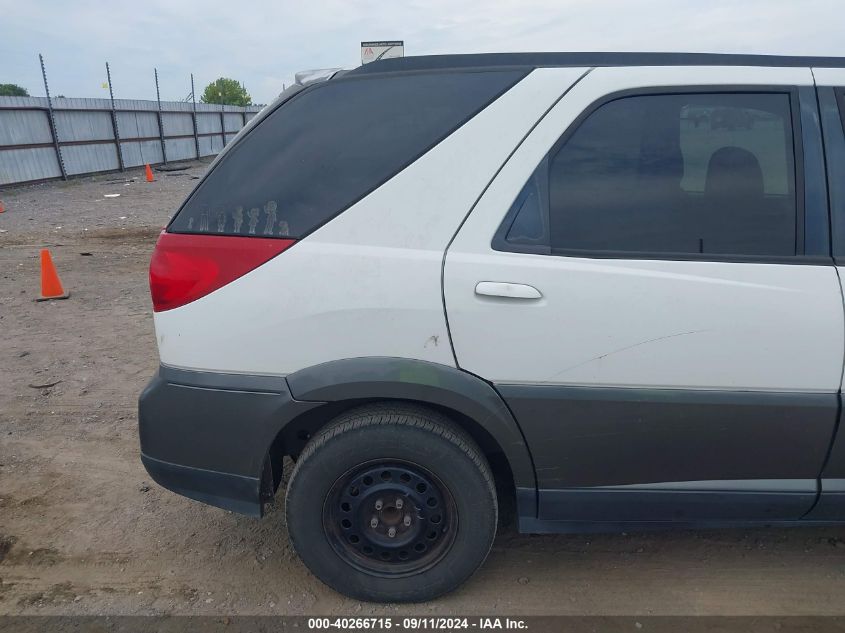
[0,200,5,213]
[37,249,69,301]
[145,163,155,182]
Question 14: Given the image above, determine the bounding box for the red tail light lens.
[149,232,295,312]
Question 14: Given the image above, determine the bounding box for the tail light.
[149,232,295,312]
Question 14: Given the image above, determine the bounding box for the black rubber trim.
[285,357,537,495]
[348,53,845,76]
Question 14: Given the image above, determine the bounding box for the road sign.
[361,41,404,65]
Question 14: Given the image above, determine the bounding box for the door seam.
[439,66,593,368]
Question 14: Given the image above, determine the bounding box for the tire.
[285,402,498,602]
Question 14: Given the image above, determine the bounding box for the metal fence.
[0,95,263,186]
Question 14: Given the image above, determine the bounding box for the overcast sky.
[2,0,844,105]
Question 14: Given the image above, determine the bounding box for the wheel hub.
[323,461,456,576]
[367,494,413,541]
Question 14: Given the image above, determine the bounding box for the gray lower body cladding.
[139,361,845,529]
[137,357,536,519]
[498,384,840,526]
[498,384,837,489]
[138,365,321,516]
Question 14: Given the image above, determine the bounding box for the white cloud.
[1,0,843,104]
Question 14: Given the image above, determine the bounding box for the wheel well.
[265,398,516,517]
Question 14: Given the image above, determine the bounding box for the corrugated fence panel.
[0,110,53,145]
[62,143,120,175]
[196,112,222,134]
[120,140,164,168]
[162,112,194,136]
[0,147,61,185]
[198,135,222,157]
[0,96,261,185]
[54,110,114,142]
[223,113,244,132]
[118,111,160,140]
[164,137,196,162]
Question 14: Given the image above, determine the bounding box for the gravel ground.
[2,163,845,616]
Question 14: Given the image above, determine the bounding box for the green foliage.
[200,78,251,106]
[0,83,29,96]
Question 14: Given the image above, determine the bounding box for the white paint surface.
[154,68,586,375]
[445,65,844,391]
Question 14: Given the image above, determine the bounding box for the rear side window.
[170,70,526,238]
[539,92,798,257]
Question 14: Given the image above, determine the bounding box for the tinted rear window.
[169,70,526,238]
[547,92,797,256]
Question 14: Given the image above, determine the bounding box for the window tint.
[547,93,797,256]
[505,164,548,245]
[838,89,845,136]
[170,70,525,239]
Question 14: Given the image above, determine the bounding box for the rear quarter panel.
[153,67,587,375]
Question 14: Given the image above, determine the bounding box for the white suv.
[140,53,845,602]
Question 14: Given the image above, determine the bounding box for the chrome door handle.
[475,281,543,300]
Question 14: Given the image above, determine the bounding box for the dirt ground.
[2,163,845,617]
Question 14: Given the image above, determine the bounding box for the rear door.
[444,66,843,524]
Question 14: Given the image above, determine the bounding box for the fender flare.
[285,357,537,492]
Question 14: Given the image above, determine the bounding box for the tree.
[200,78,251,106]
[0,83,29,96]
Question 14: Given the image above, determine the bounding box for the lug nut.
[395,498,404,509]
[403,514,412,526]
[374,499,383,511]
[388,527,396,538]
[370,517,378,528]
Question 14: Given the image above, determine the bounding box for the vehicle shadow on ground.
[244,490,845,614]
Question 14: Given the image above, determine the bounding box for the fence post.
[39,53,67,180]
[106,62,125,172]
[154,68,167,164]
[191,73,200,159]
[220,103,226,151]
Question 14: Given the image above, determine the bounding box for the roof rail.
[347,52,845,75]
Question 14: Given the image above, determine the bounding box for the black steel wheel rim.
[323,459,458,577]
